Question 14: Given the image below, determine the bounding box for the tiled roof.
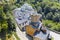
[15,18,28,24]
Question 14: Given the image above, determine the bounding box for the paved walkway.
[16,27,29,40]
[50,31,60,40]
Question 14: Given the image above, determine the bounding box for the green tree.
[3,4,11,13]
[53,13,60,22]
[44,6,51,15]
[7,18,16,33]
[46,12,53,20]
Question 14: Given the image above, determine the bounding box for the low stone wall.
[47,27,60,34]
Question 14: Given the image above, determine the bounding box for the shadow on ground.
[26,34,33,40]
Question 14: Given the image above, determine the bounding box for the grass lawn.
[42,20,60,32]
